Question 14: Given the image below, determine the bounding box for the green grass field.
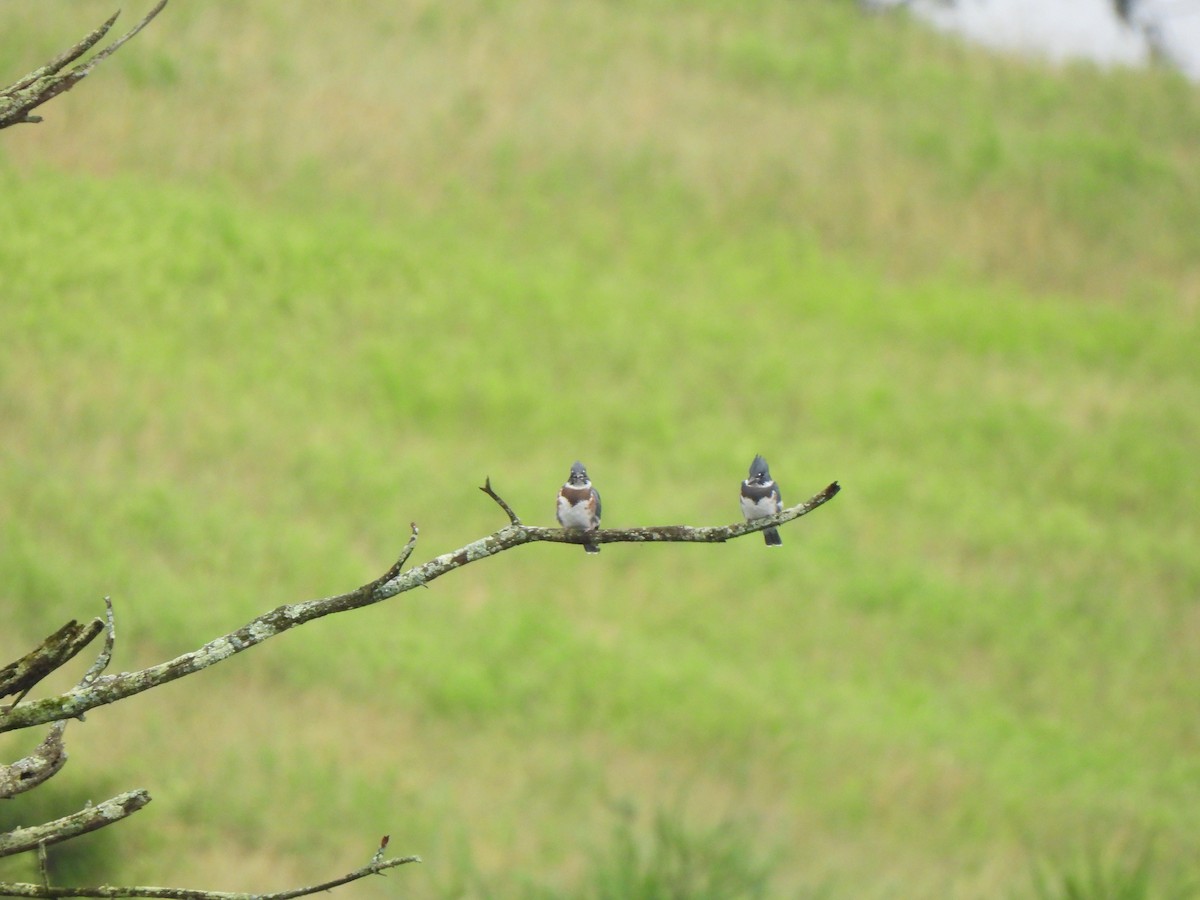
[2,1,1198,897]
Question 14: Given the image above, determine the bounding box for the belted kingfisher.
[556,461,602,553]
[740,455,783,546]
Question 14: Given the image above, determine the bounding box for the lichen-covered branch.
[0,477,835,895]
[1,601,119,798]
[0,853,421,900]
[0,790,150,858]
[1,619,104,707]
[0,0,168,130]
[0,722,68,799]
[77,598,117,689]
[0,481,840,735]
[518,480,841,546]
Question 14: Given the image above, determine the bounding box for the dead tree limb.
[0,480,840,735]
[0,790,151,857]
[1,619,104,707]
[0,851,421,900]
[0,0,168,130]
[0,721,68,799]
[1,599,117,798]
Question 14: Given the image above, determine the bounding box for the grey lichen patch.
[427,551,459,572]
[281,603,310,621]
[246,620,277,642]
[202,638,237,663]
[463,537,502,561]
[99,796,132,819]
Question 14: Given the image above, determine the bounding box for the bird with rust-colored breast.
[556,461,602,553]
[740,454,783,546]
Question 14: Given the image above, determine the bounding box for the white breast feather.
[741,494,778,520]
[558,495,596,529]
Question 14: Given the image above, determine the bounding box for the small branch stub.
[78,597,117,689]
[480,477,521,525]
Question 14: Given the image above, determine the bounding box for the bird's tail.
[584,542,600,554]
[763,527,782,547]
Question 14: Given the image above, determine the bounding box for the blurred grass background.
[1,1,1197,897]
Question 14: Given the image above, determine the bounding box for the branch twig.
[2,619,104,707]
[1,600,121,797]
[5,13,120,95]
[479,476,521,525]
[365,524,420,590]
[0,0,169,129]
[78,597,117,690]
[0,791,150,858]
[38,843,50,892]
[0,722,68,799]
[0,854,421,899]
[0,480,840,735]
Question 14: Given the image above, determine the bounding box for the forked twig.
[368,524,421,589]
[480,476,521,525]
[0,0,169,129]
[78,597,117,689]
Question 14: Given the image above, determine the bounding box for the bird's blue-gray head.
[569,461,589,485]
[748,454,771,483]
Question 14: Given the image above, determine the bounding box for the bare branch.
[0,480,833,894]
[38,843,50,892]
[2,619,104,707]
[1,600,124,795]
[480,476,521,525]
[78,598,117,690]
[0,722,68,799]
[5,13,120,95]
[0,854,421,899]
[0,1,169,130]
[523,480,843,547]
[371,834,390,865]
[0,480,840,735]
[0,790,150,858]
[0,601,122,796]
[366,524,421,590]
